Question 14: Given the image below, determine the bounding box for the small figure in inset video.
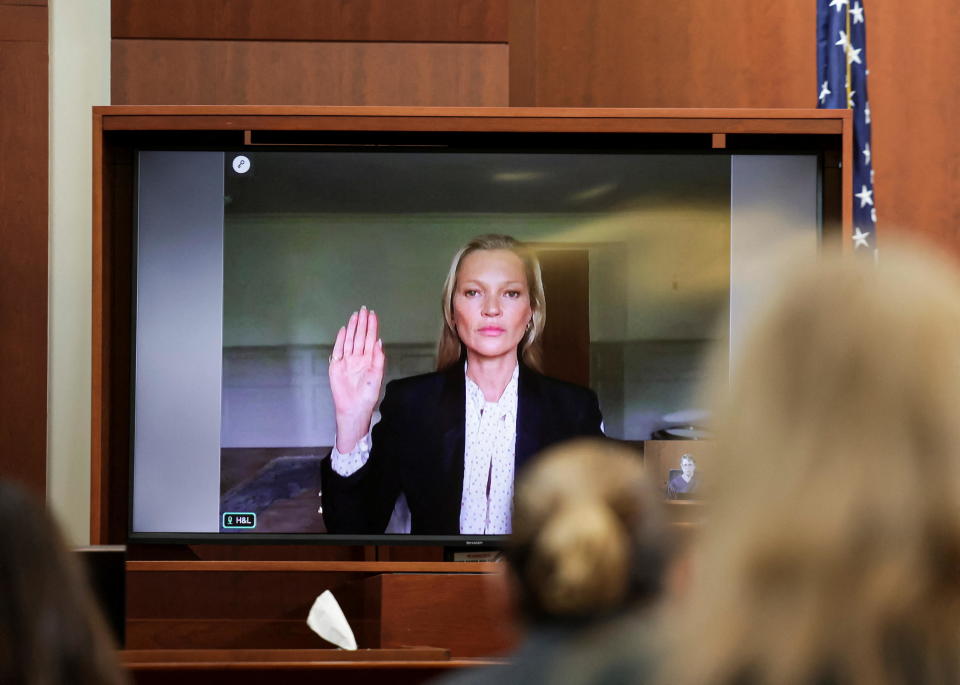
[666,453,698,499]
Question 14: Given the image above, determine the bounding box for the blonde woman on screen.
[321,234,603,535]
[661,243,960,685]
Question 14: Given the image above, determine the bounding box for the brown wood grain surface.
[125,543,370,562]
[126,560,502,574]
[509,0,814,109]
[0,3,47,495]
[0,5,46,40]
[112,0,507,43]
[90,114,105,540]
[125,566,513,653]
[868,1,960,254]
[126,571,362,620]
[126,567,378,648]
[101,114,843,136]
[507,0,536,107]
[379,574,519,656]
[94,104,850,119]
[126,619,329,650]
[124,659,488,685]
[121,648,452,662]
[95,106,847,136]
[90,137,134,543]
[111,40,508,106]
[125,669,482,685]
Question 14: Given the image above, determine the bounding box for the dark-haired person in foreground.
[433,438,667,685]
[0,481,127,685]
[320,234,603,535]
[661,243,960,685]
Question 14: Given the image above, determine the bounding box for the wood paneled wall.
[112,0,507,42]
[0,0,48,495]
[509,0,813,108]
[112,41,507,107]
[869,3,960,252]
[111,0,509,106]
[508,0,960,254]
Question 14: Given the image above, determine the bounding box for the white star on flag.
[829,0,849,12]
[819,81,831,103]
[852,227,870,249]
[850,2,864,23]
[870,169,875,184]
[846,44,863,65]
[865,102,871,124]
[847,90,856,108]
[855,185,874,208]
[835,30,850,50]
[862,143,871,166]
[871,208,877,223]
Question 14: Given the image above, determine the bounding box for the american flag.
[817,0,875,251]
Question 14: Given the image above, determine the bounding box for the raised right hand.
[329,307,385,452]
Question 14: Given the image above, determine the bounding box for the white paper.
[306,590,357,650]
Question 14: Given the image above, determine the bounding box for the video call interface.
[131,148,818,538]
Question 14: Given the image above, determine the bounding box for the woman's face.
[681,457,696,479]
[453,248,533,366]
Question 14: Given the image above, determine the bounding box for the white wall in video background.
[220,208,731,447]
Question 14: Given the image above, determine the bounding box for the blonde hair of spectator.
[661,241,960,685]
[510,438,663,619]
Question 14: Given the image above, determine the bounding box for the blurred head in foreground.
[663,243,960,685]
[508,438,666,623]
[0,481,126,685]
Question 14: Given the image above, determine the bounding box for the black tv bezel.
[125,128,830,546]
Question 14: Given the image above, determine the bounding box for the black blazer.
[320,363,603,535]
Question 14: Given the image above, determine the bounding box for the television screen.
[130,141,820,541]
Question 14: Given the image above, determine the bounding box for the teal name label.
[222,512,257,529]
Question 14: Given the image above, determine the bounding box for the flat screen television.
[128,132,823,544]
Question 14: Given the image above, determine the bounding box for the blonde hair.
[436,234,546,371]
[508,438,665,620]
[663,243,960,685]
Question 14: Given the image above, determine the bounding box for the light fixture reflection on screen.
[492,171,544,182]
[570,182,618,202]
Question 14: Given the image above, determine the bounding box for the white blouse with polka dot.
[459,363,518,535]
